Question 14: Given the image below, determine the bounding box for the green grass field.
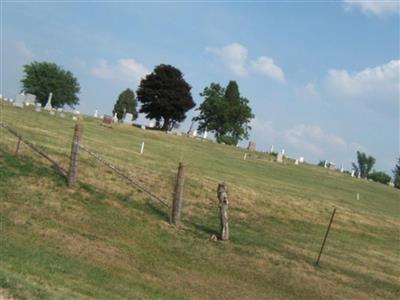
[1,101,399,299]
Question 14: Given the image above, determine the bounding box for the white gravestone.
[192,129,197,137]
[94,110,98,118]
[276,152,284,163]
[13,94,25,108]
[35,103,42,112]
[123,113,133,125]
[299,157,304,163]
[351,170,355,177]
[24,93,36,106]
[140,142,145,154]
[294,159,299,165]
[148,120,156,128]
[203,130,208,139]
[270,145,274,153]
[44,93,53,110]
[113,113,118,123]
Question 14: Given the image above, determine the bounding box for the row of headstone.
[12,93,37,108]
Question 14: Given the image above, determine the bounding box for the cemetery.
[0,100,399,299]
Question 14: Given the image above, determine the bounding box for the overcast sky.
[2,1,399,173]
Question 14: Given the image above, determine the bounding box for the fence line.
[0,122,67,176]
[78,143,170,208]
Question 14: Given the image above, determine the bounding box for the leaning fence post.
[15,137,21,155]
[315,207,336,265]
[170,161,185,226]
[217,182,229,241]
[68,123,82,187]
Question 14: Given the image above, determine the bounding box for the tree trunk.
[161,117,170,131]
[217,182,229,241]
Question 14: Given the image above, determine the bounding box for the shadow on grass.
[143,201,170,221]
[0,148,67,187]
[192,223,219,236]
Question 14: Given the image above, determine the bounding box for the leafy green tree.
[21,61,80,108]
[113,89,137,121]
[195,81,254,145]
[393,158,400,189]
[318,160,326,167]
[368,171,391,185]
[136,64,195,131]
[352,151,376,178]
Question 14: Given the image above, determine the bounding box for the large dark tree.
[195,81,254,145]
[136,64,195,131]
[113,89,137,121]
[393,158,400,189]
[352,151,376,178]
[21,61,80,108]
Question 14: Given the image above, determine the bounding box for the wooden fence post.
[68,124,82,187]
[315,207,336,265]
[217,182,229,241]
[15,137,21,155]
[170,162,185,225]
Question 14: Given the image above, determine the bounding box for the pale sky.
[2,1,399,174]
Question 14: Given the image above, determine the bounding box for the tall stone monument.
[44,92,53,110]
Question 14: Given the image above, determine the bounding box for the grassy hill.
[1,101,399,299]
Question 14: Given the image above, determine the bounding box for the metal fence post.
[68,124,82,187]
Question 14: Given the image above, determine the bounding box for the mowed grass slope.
[1,102,399,299]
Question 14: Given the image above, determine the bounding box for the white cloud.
[91,58,149,83]
[295,82,320,100]
[15,41,33,60]
[251,56,285,82]
[325,59,400,98]
[206,43,285,82]
[206,43,248,76]
[283,124,347,155]
[250,117,277,139]
[343,0,399,16]
[251,117,351,157]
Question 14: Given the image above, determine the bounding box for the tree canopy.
[113,89,137,121]
[195,81,254,145]
[136,64,195,131]
[368,171,391,185]
[21,61,80,108]
[352,151,376,178]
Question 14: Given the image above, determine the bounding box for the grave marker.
[123,113,133,125]
[44,92,53,110]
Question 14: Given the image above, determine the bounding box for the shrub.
[368,171,391,185]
